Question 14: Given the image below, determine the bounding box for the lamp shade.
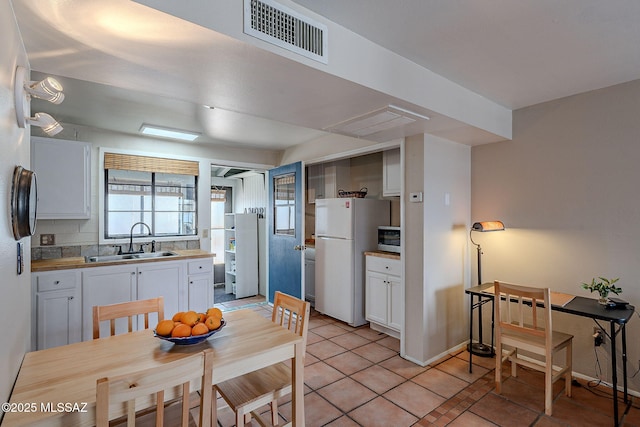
[471,221,505,232]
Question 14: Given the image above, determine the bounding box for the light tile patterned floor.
[211,296,640,426]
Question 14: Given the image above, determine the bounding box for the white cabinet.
[224,213,258,298]
[81,260,186,340]
[304,247,316,306]
[382,148,401,197]
[32,270,82,350]
[365,255,403,337]
[187,259,214,312]
[31,137,91,219]
[136,260,185,326]
[82,265,137,341]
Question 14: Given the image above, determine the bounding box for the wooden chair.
[96,348,213,427]
[214,291,311,426]
[494,281,573,416]
[93,297,164,339]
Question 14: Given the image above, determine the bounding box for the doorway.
[210,165,268,306]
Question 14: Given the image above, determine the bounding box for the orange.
[192,323,209,336]
[171,323,192,338]
[172,312,185,322]
[205,316,221,331]
[206,307,223,320]
[196,312,207,323]
[155,319,175,337]
[181,311,199,326]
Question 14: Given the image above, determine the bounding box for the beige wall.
[0,0,30,411]
[472,78,640,391]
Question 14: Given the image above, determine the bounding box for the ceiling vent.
[244,0,328,64]
[325,105,430,138]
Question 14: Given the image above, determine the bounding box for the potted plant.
[581,277,622,305]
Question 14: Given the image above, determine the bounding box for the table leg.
[611,321,619,426]
[292,342,305,426]
[468,294,474,373]
[622,323,628,404]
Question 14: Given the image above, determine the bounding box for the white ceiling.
[13,0,640,150]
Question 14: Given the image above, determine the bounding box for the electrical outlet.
[593,327,604,346]
[40,234,55,246]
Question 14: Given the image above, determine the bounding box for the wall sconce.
[469,220,505,357]
[14,66,65,135]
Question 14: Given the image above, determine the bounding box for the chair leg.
[511,349,518,377]
[545,362,553,416]
[270,400,279,426]
[495,343,502,394]
[565,343,572,397]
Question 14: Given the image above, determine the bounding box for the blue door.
[267,162,304,303]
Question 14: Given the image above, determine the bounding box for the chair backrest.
[272,291,311,355]
[494,281,552,347]
[93,297,164,339]
[96,349,213,427]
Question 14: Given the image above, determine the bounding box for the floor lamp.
[469,220,505,357]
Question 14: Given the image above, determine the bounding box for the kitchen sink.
[84,251,178,263]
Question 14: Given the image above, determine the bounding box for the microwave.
[377,226,401,253]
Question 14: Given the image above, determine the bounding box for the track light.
[26,113,63,136]
[25,76,65,104]
[14,66,65,133]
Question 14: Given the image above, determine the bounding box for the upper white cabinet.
[31,137,91,219]
[382,148,401,197]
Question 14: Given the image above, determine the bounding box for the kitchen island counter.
[363,250,400,260]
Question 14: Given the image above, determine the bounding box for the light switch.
[409,192,423,203]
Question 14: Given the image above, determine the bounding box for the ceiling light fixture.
[139,124,200,141]
[14,66,65,135]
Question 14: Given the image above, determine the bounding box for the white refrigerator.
[315,198,390,326]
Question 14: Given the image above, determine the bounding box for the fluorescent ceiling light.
[139,124,200,141]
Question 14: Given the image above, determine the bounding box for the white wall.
[32,124,277,251]
[0,0,31,411]
[472,78,640,392]
[404,134,471,364]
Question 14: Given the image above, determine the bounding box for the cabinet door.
[82,266,136,341]
[365,270,388,325]
[31,137,91,219]
[137,261,185,325]
[388,275,403,332]
[36,290,80,350]
[383,148,401,197]
[188,275,213,313]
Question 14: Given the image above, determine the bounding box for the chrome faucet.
[127,222,151,254]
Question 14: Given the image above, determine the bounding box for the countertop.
[364,250,401,260]
[32,249,214,272]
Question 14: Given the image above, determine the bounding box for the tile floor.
[212,296,640,426]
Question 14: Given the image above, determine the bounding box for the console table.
[466,282,635,426]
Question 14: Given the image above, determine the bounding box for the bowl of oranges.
[154,307,225,345]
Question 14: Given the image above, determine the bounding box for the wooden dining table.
[2,309,304,426]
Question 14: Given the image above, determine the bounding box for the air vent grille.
[244,0,328,64]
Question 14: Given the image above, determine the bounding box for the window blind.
[104,153,199,176]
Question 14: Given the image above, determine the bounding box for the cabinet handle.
[131,272,136,275]
[68,296,73,300]
[54,280,60,285]
[190,281,193,284]
[199,266,203,269]
[385,266,389,269]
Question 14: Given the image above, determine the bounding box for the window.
[104,153,198,239]
[273,173,295,235]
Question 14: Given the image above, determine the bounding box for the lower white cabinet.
[33,256,212,349]
[82,265,137,341]
[32,270,82,350]
[365,255,403,337]
[187,259,214,313]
